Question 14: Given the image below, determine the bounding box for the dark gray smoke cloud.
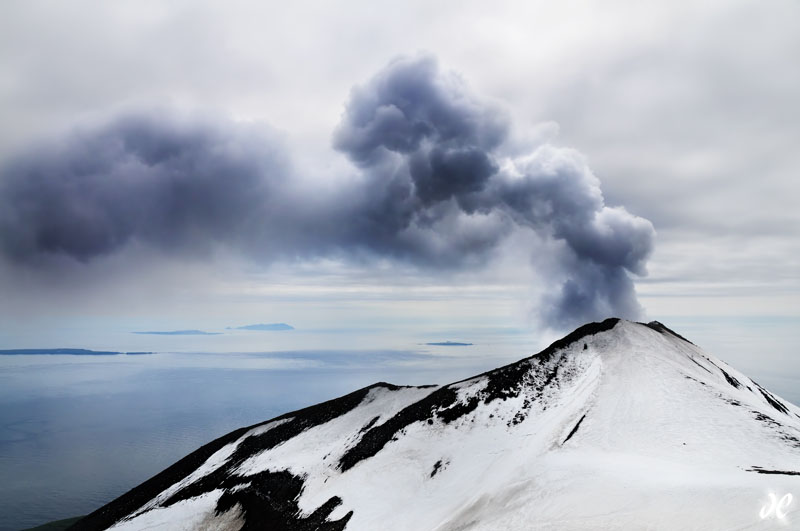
[0,112,293,262]
[0,55,655,329]
[333,56,507,206]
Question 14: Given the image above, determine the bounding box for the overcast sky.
[0,0,798,382]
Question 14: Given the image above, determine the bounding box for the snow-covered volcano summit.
[71,319,800,530]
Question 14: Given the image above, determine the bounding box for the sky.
[0,0,798,386]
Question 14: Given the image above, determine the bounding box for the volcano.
[70,319,800,530]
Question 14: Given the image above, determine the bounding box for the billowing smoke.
[333,56,654,326]
[0,114,292,262]
[0,55,654,329]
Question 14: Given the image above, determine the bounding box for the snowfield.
[72,320,800,530]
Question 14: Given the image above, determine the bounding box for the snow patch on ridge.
[125,418,293,520]
[109,490,233,531]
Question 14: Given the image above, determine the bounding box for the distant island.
[133,330,221,336]
[425,341,472,346]
[0,349,153,355]
[228,323,294,331]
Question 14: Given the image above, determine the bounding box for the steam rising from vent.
[0,55,655,329]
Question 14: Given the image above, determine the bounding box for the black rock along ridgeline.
[69,318,624,531]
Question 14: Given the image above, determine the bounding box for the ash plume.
[0,55,655,329]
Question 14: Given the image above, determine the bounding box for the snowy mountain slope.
[70,319,800,530]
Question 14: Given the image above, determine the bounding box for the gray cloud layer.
[0,56,654,329]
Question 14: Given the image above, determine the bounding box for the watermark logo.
[760,492,794,520]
